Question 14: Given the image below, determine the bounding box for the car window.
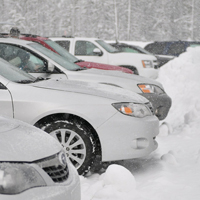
[0,43,46,73]
[167,43,186,56]
[120,47,141,53]
[145,43,166,54]
[0,58,35,83]
[45,40,78,63]
[188,43,200,48]
[55,40,70,51]
[75,41,98,56]
[28,43,81,71]
[96,40,120,53]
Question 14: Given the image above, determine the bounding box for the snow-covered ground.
[79,46,200,200]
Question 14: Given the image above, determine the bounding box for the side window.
[167,43,186,56]
[75,41,98,56]
[0,43,46,73]
[55,41,70,51]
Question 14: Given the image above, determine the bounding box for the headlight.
[138,84,164,94]
[0,163,46,194]
[142,60,153,68]
[112,102,152,118]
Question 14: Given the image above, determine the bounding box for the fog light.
[131,138,149,149]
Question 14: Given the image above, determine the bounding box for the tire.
[40,117,97,175]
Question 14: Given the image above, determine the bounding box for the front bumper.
[97,112,159,162]
[139,68,159,79]
[140,93,172,120]
[0,163,81,200]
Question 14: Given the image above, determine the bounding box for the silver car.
[0,116,80,200]
[0,58,159,175]
[0,37,171,120]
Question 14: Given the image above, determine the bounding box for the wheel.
[40,117,97,175]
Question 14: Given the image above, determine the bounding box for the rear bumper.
[140,93,172,120]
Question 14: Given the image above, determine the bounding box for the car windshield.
[0,58,36,83]
[134,46,153,55]
[96,40,120,53]
[28,43,82,71]
[44,40,79,63]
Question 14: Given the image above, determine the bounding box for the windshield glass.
[96,40,120,53]
[134,46,153,55]
[0,58,35,83]
[28,43,82,71]
[45,40,78,63]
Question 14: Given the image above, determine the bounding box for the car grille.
[43,165,69,183]
[36,152,69,183]
[146,102,154,115]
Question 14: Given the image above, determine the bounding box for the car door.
[0,43,67,80]
[0,80,13,118]
[73,40,108,64]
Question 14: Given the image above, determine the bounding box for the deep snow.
[79,46,200,200]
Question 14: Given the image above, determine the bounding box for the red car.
[20,34,133,74]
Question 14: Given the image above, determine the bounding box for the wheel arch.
[34,112,102,158]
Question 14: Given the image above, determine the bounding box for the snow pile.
[81,165,139,200]
[80,46,200,200]
[157,46,200,128]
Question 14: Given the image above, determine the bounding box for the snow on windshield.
[80,46,200,200]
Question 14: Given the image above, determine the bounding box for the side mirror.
[93,48,103,56]
[47,62,55,72]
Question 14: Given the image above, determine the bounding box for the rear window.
[55,41,70,51]
[167,43,186,56]
[145,43,166,55]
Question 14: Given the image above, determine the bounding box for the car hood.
[76,61,133,74]
[0,116,62,162]
[75,68,163,89]
[32,79,149,104]
[109,51,157,61]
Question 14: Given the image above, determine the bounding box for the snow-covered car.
[0,116,80,200]
[49,36,158,78]
[0,58,159,175]
[0,38,171,120]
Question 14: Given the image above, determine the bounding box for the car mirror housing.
[93,48,103,56]
[47,62,55,72]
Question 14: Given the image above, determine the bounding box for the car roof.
[0,37,34,45]
[20,34,49,41]
[49,36,100,41]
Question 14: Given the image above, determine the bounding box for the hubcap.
[50,129,86,169]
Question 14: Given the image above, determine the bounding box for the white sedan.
[0,58,159,175]
[0,116,80,200]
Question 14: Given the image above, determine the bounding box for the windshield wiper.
[74,59,85,63]
[16,80,34,84]
[73,67,88,71]
[33,76,47,83]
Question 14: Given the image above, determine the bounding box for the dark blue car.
[144,41,200,67]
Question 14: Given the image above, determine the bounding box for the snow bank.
[157,46,200,128]
[81,46,200,200]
